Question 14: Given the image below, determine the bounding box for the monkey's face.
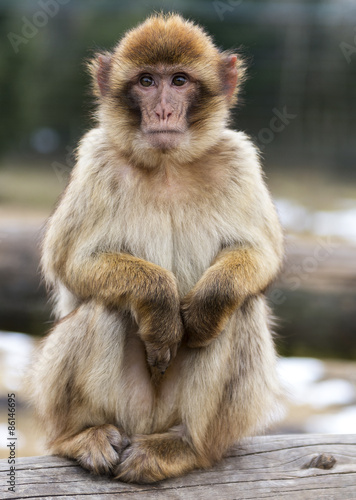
[89,14,245,167]
[128,67,197,151]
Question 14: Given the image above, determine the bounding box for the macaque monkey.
[29,13,284,483]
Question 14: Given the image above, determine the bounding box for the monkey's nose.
[154,102,173,121]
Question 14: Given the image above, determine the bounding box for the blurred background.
[0,0,356,458]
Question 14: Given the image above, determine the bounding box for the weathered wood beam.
[1,434,355,499]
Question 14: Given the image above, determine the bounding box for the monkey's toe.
[115,440,162,483]
[115,433,199,483]
[75,424,129,475]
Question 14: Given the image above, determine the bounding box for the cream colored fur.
[32,126,284,456]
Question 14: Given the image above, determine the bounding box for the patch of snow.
[274,197,356,243]
[274,198,310,233]
[0,331,34,391]
[305,406,356,434]
[312,208,356,243]
[277,357,325,403]
[304,379,356,409]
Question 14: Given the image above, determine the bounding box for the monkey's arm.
[181,139,284,349]
[181,244,281,348]
[58,251,183,371]
[41,129,184,372]
[57,253,183,372]
[43,180,183,374]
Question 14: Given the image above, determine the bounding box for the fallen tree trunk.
[1,434,355,499]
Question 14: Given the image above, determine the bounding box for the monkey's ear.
[221,52,247,105]
[223,54,238,101]
[97,54,111,96]
[88,52,112,97]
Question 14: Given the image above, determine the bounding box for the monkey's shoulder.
[216,129,260,165]
[205,129,264,185]
[76,128,117,174]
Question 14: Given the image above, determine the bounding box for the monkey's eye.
[172,75,187,86]
[140,75,154,87]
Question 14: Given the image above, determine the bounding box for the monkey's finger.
[112,435,131,455]
[154,347,171,373]
[145,343,171,373]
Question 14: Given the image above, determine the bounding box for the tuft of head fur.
[88,13,247,168]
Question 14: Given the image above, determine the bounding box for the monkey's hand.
[181,261,239,349]
[182,246,277,348]
[57,250,184,372]
[137,294,184,374]
[144,335,180,376]
[181,290,235,349]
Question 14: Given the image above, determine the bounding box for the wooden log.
[1,434,356,499]
[278,236,356,294]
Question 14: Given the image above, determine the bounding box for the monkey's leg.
[116,296,283,483]
[53,425,130,475]
[29,302,154,475]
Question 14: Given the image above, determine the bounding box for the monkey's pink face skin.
[131,70,197,150]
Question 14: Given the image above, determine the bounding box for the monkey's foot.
[54,424,130,475]
[115,432,199,483]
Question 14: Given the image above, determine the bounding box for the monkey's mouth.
[144,129,185,150]
[146,130,184,134]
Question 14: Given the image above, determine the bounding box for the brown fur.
[28,13,284,484]
[55,252,183,372]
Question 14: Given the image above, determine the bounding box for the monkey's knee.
[53,424,130,475]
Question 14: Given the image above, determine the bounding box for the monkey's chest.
[116,198,228,294]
